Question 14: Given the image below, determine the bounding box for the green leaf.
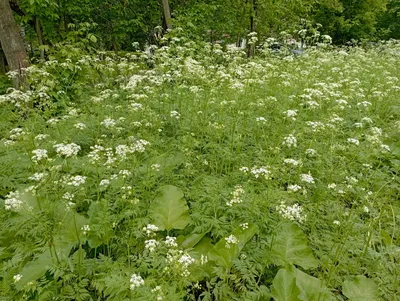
[342,276,380,301]
[271,223,318,269]
[150,185,190,231]
[208,223,258,269]
[15,250,52,291]
[180,232,207,249]
[292,266,334,301]
[271,268,301,301]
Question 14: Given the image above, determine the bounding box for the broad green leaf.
[150,185,190,231]
[342,275,379,301]
[208,223,258,269]
[188,237,214,281]
[271,223,318,269]
[179,232,207,249]
[15,250,52,291]
[271,268,301,301]
[292,266,335,301]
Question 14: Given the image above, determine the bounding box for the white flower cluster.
[170,110,181,119]
[347,138,360,146]
[32,149,48,162]
[67,175,87,187]
[227,185,244,206]
[166,250,196,277]
[282,134,297,148]
[284,110,297,120]
[145,239,159,252]
[143,224,159,237]
[81,224,90,234]
[165,236,178,247]
[225,235,239,249]
[4,191,23,211]
[115,139,150,159]
[74,122,86,130]
[28,172,47,181]
[276,201,307,223]
[130,273,144,291]
[300,173,315,184]
[250,166,271,180]
[101,118,117,128]
[283,158,302,167]
[54,143,81,157]
[287,184,302,192]
[9,128,25,140]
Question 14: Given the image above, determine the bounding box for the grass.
[0,39,399,300]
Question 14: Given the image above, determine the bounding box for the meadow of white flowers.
[0,38,399,300]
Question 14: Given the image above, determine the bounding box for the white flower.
[283,159,302,167]
[277,201,306,223]
[256,117,267,123]
[333,220,340,226]
[347,138,360,146]
[13,274,22,283]
[381,144,390,153]
[284,110,297,120]
[151,164,161,171]
[328,183,337,189]
[67,175,86,187]
[178,254,195,267]
[288,184,302,192]
[81,224,90,234]
[28,172,47,181]
[250,166,271,180]
[170,110,181,119]
[101,118,116,128]
[34,134,49,141]
[54,143,81,157]
[305,148,317,156]
[62,192,74,201]
[301,173,315,184]
[225,235,238,248]
[74,122,86,130]
[363,206,369,213]
[282,134,297,148]
[99,179,110,187]
[130,274,144,291]
[143,224,159,236]
[5,191,23,211]
[32,149,48,162]
[240,223,249,230]
[227,185,244,206]
[239,167,249,173]
[145,239,159,252]
[165,236,178,247]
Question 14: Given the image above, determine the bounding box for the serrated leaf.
[342,275,379,301]
[15,250,52,291]
[208,223,258,269]
[150,185,190,231]
[271,268,301,301]
[272,223,318,269]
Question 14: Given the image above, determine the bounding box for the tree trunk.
[247,0,257,57]
[0,46,6,74]
[34,16,45,60]
[0,0,29,88]
[161,0,172,30]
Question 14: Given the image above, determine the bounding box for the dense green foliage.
[1,0,399,60]
[0,39,399,300]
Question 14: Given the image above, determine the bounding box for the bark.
[161,0,172,30]
[0,46,6,74]
[247,0,257,57]
[34,16,45,60]
[0,0,29,88]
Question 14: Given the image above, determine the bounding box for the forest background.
[0,0,400,78]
